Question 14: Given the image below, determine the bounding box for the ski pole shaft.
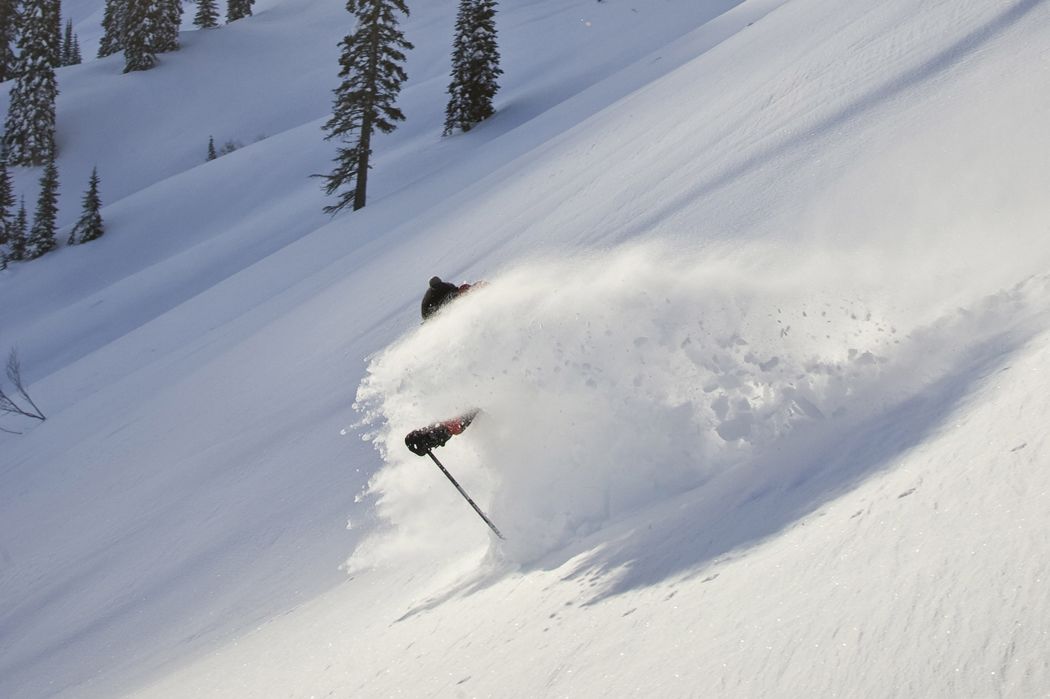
[426,451,505,540]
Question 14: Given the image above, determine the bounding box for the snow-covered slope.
[2,0,1049,697]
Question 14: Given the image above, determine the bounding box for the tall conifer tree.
[123,0,158,72]
[26,154,58,258]
[3,0,58,165]
[0,0,20,83]
[61,18,74,65]
[443,0,502,135]
[226,0,253,23]
[0,155,13,265]
[69,166,103,244]
[156,0,181,52]
[8,196,28,260]
[59,18,81,66]
[194,0,219,29]
[0,155,13,238]
[45,0,60,68]
[98,0,127,58]
[321,0,413,213]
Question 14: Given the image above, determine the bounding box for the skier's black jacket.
[421,276,475,320]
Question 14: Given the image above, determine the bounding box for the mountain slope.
[1,0,1049,697]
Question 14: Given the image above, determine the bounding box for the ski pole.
[426,450,505,540]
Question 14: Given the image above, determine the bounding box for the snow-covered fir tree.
[207,135,217,160]
[322,0,413,213]
[3,0,58,166]
[26,154,58,258]
[443,0,502,135]
[8,196,28,261]
[0,155,13,266]
[0,0,19,83]
[61,18,72,62]
[123,0,159,72]
[46,0,60,67]
[194,0,219,29]
[226,0,253,23]
[0,155,13,232]
[60,18,81,65]
[69,166,104,245]
[156,0,181,53]
[98,0,126,58]
[123,0,179,70]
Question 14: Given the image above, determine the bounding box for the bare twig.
[0,349,45,422]
[6,349,45,420]
[0,387,24,414]
[0,385,39,419]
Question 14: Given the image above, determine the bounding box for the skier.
[403,277,505,538]
[420,275,479,321]
[405,276,483,456]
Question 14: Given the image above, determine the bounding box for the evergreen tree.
[61,18,73,65]
[69,166,103,244]
[59,20,81,66]
[3,0,58,166]
[0,155,13,243]
[25,154,57,258]
[46,0,59,68]
[321,0,413,214]
[98,0,126,58]
[194,0,219,29]
[8,196,28,260]
[0,0,20,83]
[156,0,180,53]
[0,155,13,266]
[443,0,502,135]
[226,0,254,23]
[206,134,217,160]
[123,0,159,72]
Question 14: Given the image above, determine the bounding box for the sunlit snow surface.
[2,0,1050,696]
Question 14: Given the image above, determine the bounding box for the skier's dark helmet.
[421,276,462,320]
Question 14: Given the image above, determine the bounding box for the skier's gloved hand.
[405,424,453,456]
